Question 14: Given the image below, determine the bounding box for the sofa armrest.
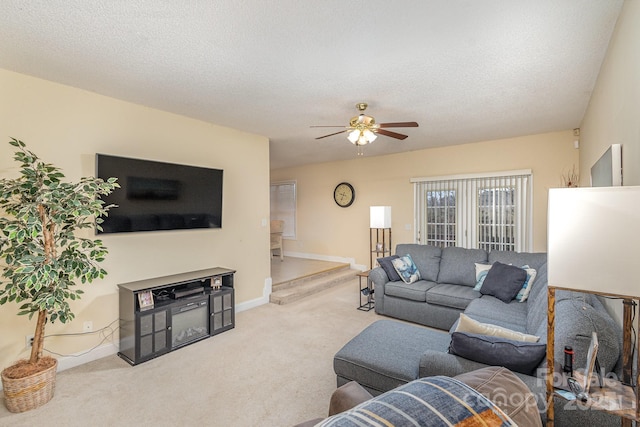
[369,266,389,314]
[368,266,389,287]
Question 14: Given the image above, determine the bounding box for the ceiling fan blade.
[315,129,348,140]
[376,129,408,140]
[378,122,419,128]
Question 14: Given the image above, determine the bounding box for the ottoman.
[333,319,451,395]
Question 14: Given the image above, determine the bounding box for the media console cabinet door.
[137,308,170,362]
[210,288,234,335]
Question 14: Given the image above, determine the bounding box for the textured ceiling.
[0,1,624,169]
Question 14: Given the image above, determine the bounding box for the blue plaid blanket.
[317,376,516,426]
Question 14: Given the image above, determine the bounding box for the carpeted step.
[270,267,357,305]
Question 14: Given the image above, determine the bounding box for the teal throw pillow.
[473,263,492,291]
[391,254,421,284]
[515,265,538,302]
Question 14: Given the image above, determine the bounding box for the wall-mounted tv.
[96,154,223,234]
[590,144,622,187]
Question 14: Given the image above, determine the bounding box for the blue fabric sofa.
[335,243,623,425]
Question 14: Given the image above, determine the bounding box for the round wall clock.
[334,182,355,208]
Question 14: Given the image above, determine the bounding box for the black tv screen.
[96,154,223,234]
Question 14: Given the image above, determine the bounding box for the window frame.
[270,180,297,239]
[412,170,532,252]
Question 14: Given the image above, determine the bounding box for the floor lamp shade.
[370,206,392,228]
[548,186,640,298]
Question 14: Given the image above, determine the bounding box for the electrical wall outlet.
[25,334,34,347]
[83,321,93,333]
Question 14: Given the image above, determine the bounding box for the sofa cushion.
[385,280,437,302]
[376,255,401,281]
[437,246,488,287]
[488,250,547,273]
[449,331,547,375]
[453,313,539,342]
[396,243,442,282]
[391,254,421,284]
[480,262,527,303]
[425,284,480,310]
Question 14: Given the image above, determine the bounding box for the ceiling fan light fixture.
[347,129,361,144]
[313,102,417,150]
[348,129,377,146]
[363,129,377,143]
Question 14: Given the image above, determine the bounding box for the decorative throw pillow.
[479,262,527,303]
[473,263,493,291]
[391,254,421,284]
[515,265,538,302]
[376,255,401,281]
[454,313,540,342]
[449,331,547,375]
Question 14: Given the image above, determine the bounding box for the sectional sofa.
[334,243,623,425]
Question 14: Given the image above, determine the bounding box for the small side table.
[357,270,374,311]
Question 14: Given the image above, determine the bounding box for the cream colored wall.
[580,0,640,186]
[0,69,271,370]
[271,131,578,267]
[577,1,639,323]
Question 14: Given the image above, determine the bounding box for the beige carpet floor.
[0,278,380,427]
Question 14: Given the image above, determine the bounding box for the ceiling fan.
[311,103,419,147]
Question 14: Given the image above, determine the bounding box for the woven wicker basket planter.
[1,359,57,413]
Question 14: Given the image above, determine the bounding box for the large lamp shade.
[548,186,640,298]
[370,206,392,228]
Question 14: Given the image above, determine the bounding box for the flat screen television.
[590,144,622,187]
[96,154,223,234]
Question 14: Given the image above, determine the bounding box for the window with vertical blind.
[270,181,296,239]
[412,171,532,252]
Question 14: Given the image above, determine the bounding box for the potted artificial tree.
[0,138,118,412]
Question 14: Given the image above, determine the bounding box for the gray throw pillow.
[377,255,401,281]
[449,331,546,375]
[480,262,527,303]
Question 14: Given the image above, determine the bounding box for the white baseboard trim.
[235,277,271,313]
[283,251,367,272]
[55,342,119,373]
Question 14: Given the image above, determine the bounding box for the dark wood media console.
[117,267,235,365]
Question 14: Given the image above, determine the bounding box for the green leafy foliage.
[0,138,119,362]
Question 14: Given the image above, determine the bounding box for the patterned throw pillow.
[515,265,538,302]
[473,263,492,291]
[391,254,421,284]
